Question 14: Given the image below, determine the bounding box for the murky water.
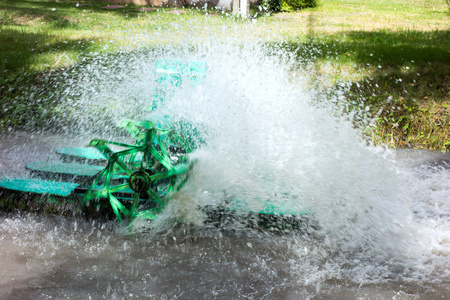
[1,21,449,299]
[0,148,449,299]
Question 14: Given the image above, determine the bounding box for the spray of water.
[1,16,448,294]
[49,38,435,282]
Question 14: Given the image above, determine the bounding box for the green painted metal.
[155,59,206,87]
[79,59,207,223]
[227,198,311,217]
[56,147,106,160]
[82,120,193,224]
[152,59,207,109]
[56,146,145,163]
[0,178,78,197]
[2,59,206,224]
[26,161,104,177]
[0,59,312,231]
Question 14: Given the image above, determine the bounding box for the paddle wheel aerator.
[0,59,313,231]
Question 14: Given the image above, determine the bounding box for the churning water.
[0,17,449,299]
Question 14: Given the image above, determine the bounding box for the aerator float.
[0,60,311,231]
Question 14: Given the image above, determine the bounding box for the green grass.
[270,0,449,150]
[0,0,236,76]
[1,0,449,150]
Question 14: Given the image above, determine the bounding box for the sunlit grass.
[272,0,449,34]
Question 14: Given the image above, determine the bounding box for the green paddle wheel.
[78,59,205,224]
[80,119,194,224]
[0,59,314,232]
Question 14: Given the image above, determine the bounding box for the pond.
[0,39,449,299]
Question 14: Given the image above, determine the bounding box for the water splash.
[50,38,438,281]
[0,18,449,297]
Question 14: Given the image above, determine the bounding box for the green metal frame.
[81,59,206,224]
[0,58,315,231]
[82,120,193,223]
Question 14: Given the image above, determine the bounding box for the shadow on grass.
[0,27,98,76]
[279,29,450,150]
[280,29,449,104]
[0,47,162,133]
[0,0,160,76]
[0,0,157,26]
[323,30,450,101]
[0,1,190,132]
[285,29,449,69]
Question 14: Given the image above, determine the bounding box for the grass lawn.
[273,0,449,150]
[0,0,449,150]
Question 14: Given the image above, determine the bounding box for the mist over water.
[0,19,449,298]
